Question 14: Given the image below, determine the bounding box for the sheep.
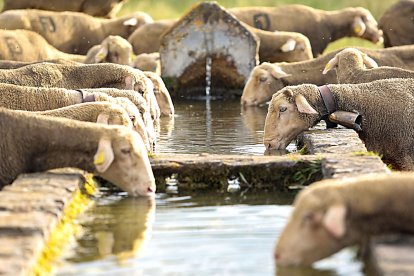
[0,29,84,63]
[0,9,153,54]
[263,79,414,170]
[34,102,133,129]
[2,0,127,18]
[275,172,414,266]
[80,88,157,152]
[144,71,174,117]
[0,107,156,196]
[111,97,153,153]
[132,52,161,74]
[241,44,414,106]
[0,83,117,111]
[229,5,383,56]
[0,62,149,95]
[323,47,414,84]
[128,19,175,55]
[243,24,313,63]
[128,19,312,63]
[84,35,133,65]
[378,0,414,47]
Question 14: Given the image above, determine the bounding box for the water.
[55,100,364,275]
[156,100,296,155]
[205,56,212,96]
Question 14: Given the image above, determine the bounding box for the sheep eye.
[279,106,287,112]
[259,76,268,82]
[121,148,132,155]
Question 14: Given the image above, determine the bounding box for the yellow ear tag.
[97,52,106,59]
[354,26,362,34]
[94,151,105,165]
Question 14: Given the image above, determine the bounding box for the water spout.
[205,55,212,97]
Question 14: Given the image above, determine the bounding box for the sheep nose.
[274,252,281,262]
[263,141,273,150]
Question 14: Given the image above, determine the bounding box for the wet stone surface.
[0,172,85,276]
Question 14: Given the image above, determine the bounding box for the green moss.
[31,174,98,275]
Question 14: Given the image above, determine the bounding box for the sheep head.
[351,8,383,45]
[241,62,291,106]
[94,35,133,65]
[323,48,378,75]
[275,184,349,266]
[93,131,156,197]
[144,71,174,117]
[263,87,318,150]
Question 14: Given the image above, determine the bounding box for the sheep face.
[241,63,290,106]
[94,132,156,197]
[276,192,348,266]
[352,8,383,44]
[263,88,317,150]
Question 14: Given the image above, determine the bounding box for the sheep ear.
[96,113,110,124]
[295,94,318,114]
[323,55,339,74]
[94,46,108,63]
[322,204,347,238]
[352,17,366,36]
[280,38,296,52]
[94,137,115,173]
[362,54,378,69]
[269,65,291,79]
[123,17,138,26]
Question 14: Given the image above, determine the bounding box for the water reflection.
[57,192,363,276]
[157,99,296,155]
[63,196,155,265]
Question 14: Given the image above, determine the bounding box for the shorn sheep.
[276,172,414,266]
[144,71,175,117]
[243,24,313,63]
[229,5,383,56]
[378,0,414,47]
[323,48,414,84]
[241,44,414,106]
[128,18,313,63]
[0,107,156,197]
[263,79,414,170]
[0,29,84,62]
[84,35,133,65]
[133,52,161,74]
[2,0,128,18]
[0,9,153,54]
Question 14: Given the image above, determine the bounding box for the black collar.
[317,85,336,117]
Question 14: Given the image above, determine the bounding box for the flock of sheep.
[0,0,178,197]
[1,0,414,270]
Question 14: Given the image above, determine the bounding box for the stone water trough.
[159,1,259,98]
[0,128,410,274]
